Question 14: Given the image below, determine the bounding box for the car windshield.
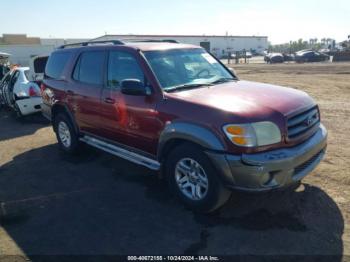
[143,49,235,91]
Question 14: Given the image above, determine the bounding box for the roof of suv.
[57,40,201,52]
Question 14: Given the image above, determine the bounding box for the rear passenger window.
[45,52,71,79]
[73,51,105,85]
[107,51,144,88]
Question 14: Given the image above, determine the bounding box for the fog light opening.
[261,172,273,185]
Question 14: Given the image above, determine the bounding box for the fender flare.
[157,122,225,160]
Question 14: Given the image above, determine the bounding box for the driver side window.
[107,51,144,88]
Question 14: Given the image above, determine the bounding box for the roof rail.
[58,40,125,49]
[121,39,179,44]
[57,39,180,49]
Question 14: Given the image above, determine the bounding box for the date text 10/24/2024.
[127,256,220,261]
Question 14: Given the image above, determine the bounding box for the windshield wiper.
[164,83,212,93]
[210,78,235,85]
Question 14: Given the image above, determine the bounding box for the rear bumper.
[15,97,42,116]
[206,124,327,192]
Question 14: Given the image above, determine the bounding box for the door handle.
[104,97,116,104]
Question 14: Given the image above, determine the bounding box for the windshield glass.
[144,49,234,90]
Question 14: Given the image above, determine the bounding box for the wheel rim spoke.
[175,158,209,201]
[191,184,196,199]
[58,121,71,148]
[195,185,202,199]
[177,162,191,175]
[178,175,189,184]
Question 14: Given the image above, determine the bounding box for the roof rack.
[58,39,180,49]
[122,39,179,44]
[58,40,125,49]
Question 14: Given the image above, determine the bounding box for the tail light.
[29,86,40,97]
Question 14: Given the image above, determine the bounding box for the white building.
[0,45,54,66]
[40,38,89,47]
[0,37,89,66]
[92,34,268,58]
[0,34,268,66]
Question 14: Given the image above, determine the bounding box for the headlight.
[223,121,281,147]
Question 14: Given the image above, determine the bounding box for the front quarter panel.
[158,121,225,158]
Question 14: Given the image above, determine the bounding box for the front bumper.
[206,124,327,192]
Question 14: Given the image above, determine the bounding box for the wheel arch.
[51,103,79,134]
[157,122,225,162]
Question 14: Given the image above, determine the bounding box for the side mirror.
[121,79,149,96]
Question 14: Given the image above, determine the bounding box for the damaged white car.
[1,67,42,116]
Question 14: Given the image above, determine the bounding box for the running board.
[80,136,160,171]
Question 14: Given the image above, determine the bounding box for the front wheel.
[165,144,231,213]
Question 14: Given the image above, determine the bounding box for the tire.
[54,113,80,154]
[14,103,22,118]
[165,143,232,213]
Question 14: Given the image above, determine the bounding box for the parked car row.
[264,50,330,64]
[0,56,48,116]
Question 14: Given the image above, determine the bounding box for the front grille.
[294,149,324,175]
[287,106,320,139]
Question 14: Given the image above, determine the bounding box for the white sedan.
[1,67,42,116]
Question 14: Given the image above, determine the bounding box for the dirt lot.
[0,62,349,260]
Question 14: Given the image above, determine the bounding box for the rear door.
[67,51,106,135]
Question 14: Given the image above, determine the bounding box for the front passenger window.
[107,51,144,88]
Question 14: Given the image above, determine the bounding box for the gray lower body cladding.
[206,124,327,192]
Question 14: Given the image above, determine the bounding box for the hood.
[165,80,315,118]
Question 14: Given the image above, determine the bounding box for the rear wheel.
[165,144,231,213]
[14,103,22,118]
[54,113,80,154]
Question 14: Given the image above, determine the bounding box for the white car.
[0,67,42,116]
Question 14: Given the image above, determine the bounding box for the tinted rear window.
[73,51,105,85]
[45,52,71,79]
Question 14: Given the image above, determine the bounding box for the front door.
[99,50,161,155]
[67,50,106,135]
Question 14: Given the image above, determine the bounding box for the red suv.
[42,40,327,212]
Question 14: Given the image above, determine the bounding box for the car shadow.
[0,108,50,141]
[0,144,344,260]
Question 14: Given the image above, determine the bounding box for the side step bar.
[80,136,161,170]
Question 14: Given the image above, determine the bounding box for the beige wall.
[0,34,40,45]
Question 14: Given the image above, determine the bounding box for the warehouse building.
[92,34,269,58]
[0,33,269,65]
[0,34,88,66]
